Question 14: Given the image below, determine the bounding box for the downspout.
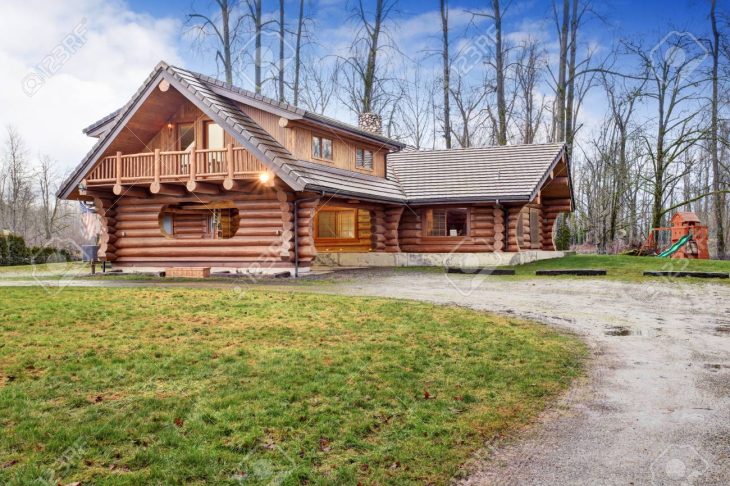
[293,195,322,278]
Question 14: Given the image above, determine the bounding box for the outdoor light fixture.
[259,172,271,184]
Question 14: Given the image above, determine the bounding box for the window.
[204,121,225,170]
[205,122,225,149]
[159,202,239,239]
[425,208,468,237]
[177,123,195,151]
[312,136,333,160]
[317,210,356,239]
[356,148,374,170]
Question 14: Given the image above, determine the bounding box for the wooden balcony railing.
[86,145,267,186]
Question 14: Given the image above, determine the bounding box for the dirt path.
[1,270,729,484]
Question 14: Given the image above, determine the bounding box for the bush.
[0,234,31,266]
[554,216,572,251]
[0,235,75,266]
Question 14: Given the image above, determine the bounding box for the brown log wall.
[398,205,496,253]
[107,188,298,268]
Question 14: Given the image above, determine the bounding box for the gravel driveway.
[304,269,730,486]
[2,269,728,484]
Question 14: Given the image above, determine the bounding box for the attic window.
[356,148,374,170]
[312,136,333,160]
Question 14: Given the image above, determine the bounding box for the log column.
[276,188,295,261]
[371,208,387,252]
[384,206,404,252]
[493,206,505,252]
[93,196,118,262]
[541,198,572,251]
[296,197,320,263]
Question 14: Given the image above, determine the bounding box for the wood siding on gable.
[240,104,389,177]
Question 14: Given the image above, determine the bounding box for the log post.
[115,151,122,184]
[189,149,197,183]
[225,143,234,188]
[154,149,161,185]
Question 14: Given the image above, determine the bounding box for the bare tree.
[37,155,66,241]
[292,0,307,105]
[709,0,726,258]
[186,0,245,84]
[299,58,340,114]
[628,37,707,229]
[514,39,547,144]
[278,0,286,102]
[397,65,435,149]
[2,126,34,236]
[440,0,452,148]
[450,74,490,147]
[341,0,398,115]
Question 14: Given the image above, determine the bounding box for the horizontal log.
[115,236,279,248]
[399,244,493,252]
[116,247,284,258]
[398,229,421,239]
[186,180,220,195]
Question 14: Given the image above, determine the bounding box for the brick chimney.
[358,112,382,135]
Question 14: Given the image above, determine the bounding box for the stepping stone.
[643,271,729,279]
[536,269,607,276]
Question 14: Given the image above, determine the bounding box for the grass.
[0,262,87,275]
[502,254,730,282]
[0,287,585,485]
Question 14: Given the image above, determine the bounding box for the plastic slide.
[658,234,692,258]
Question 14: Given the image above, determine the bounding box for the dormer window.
[312,136,333,160]
[356,148,374,170]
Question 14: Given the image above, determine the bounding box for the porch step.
[165,267,211,278]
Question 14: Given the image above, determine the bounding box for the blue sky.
[0,0,716,172]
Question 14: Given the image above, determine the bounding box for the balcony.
[84,145,269,196]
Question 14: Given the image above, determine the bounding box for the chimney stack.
[358,112,382,135]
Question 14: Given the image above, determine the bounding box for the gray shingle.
[388,143,566,203]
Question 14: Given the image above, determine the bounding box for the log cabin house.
[58,62,573,275]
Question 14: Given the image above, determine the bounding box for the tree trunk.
[440,0,452,148]
[278,0,286,102]
[710,0,725,258]
[564,0,579,152]
[493,0,507,145]
[255,0,263,94]
[293,0,304,105]
[554,0,570,142]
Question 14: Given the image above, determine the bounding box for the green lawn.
[503,254,730,282]
[0,288,585,485]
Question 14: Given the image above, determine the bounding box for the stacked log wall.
[541,197,572,251]
[109,189,297,268]
[398,205,496,253]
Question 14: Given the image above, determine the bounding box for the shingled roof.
[60,61,568,205]
[388,143,567,203]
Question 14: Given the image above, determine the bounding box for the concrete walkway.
[1,270,729,485]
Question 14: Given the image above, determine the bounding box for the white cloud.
[0,0,182,175]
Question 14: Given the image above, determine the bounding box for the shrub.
[0,235,76,266]
[554,216,572,251]
[0,234,31,266]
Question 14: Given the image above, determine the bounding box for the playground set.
[642,212,710,259]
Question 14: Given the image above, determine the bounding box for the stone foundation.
[315,251,572,268]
